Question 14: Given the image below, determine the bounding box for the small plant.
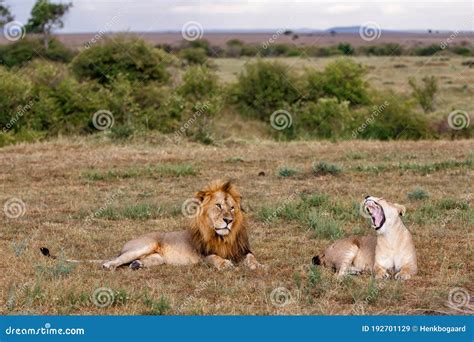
[409,76,438,113]
[436,198,469,210]
[312,161,342,176]
[109,125,134,141]
[224,156,244,163]
[308,211,343,240]
[122,204,162,220]
[143,295,171,315]
[301,193,329,207]
[278,166,298,177]
[407,187,429,200]
[155,163,196,177]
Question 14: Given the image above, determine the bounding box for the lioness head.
[363,196,406,232]
[195,180,243,236]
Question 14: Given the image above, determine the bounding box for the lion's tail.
[40,247,106,264]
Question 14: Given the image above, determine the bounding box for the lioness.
[42,180,264,271]
[312,196,417,280]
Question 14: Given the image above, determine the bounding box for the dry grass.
[1,137,473,315]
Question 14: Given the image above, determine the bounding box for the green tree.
[0,0,14,26]
[25,0,72,49]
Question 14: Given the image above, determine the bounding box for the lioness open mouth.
[364,200,385,229]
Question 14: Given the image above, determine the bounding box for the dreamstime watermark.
[447,110,470,130]
[92,110,114,131]
[176,279,212,313]
[84,190,123,224]
[352,101,389,138]
[447,287,473,314]
[440,30,459,50]
[83,11,123,49]
[359,21,382,42]
[181,198,202,218]
[170,102,210,144]
[181,21,204,41]
[1,101,34,134]
[91,287,115,308]
[3,197,26,219]
[263,191,298,226]
[261,27,286,49]
[3,21,26,41]
[270,109,292,130]
[268,287,300,308]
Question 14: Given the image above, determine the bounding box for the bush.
[337,43,354,55]
[305,59,369,105]
[0,38,74,68]
[353,92,433,140]
[232,60,301,120]
[179,47,208,65]
[178,65,219,100]
[299,98,350,138]
[409,76,438,113]
[71,35,174,84]
[0,67,31,132]
[413,44,443,56]
[359,44,403,56]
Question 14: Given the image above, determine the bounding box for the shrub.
[232,60,301,120]
[0,38,74,68]
[305,59,369,105]
[178,65,219,100]
[407,187,429,200]
[353,92,433,140]
[70,35,174,84]
[413,44,443,56]
[299,98,351,138]
[359,44,403,56]
[337,42,354,55]
[409,76,438,113]
[0,67,31,132]
[179,47,208,65]
[312,161,342,176]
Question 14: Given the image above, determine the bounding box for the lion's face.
[364,196,406,232]
[205,190,238,236]
[195,180,243,237]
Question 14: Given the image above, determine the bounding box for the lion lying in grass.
[42,180,264,271]
[312,196,417,280]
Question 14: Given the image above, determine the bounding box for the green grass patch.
[307,211,343,240]
[278,166,299,178]
[83,163,196,181]
[407,187,429,200]
[312,161,342,176]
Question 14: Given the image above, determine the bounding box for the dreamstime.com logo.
[181,198,202,218]
[268,287,300,308]
[92,287,115,308]
[270,110,292,130]
[3,21,26,41]
[3,197,26,219]
[5,323,85,336]
[447,110,470,130]
[447,287,473,314]
[181,21,204,41]
[92,110,114,131]
[359,21,382,42]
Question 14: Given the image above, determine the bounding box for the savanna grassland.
[1,137,472,315]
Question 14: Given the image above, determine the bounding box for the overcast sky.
[8,0,474,33]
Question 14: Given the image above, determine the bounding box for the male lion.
[41,180,264,271]
[312,196,417,280]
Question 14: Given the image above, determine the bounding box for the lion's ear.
[394,203,406,216]
[222,180,233,193]
[195,191,206,202]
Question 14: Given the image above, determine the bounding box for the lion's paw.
[130,260,143,270]
[217,259,234,271]
[102,261,116,271]
[394,272,411,280]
